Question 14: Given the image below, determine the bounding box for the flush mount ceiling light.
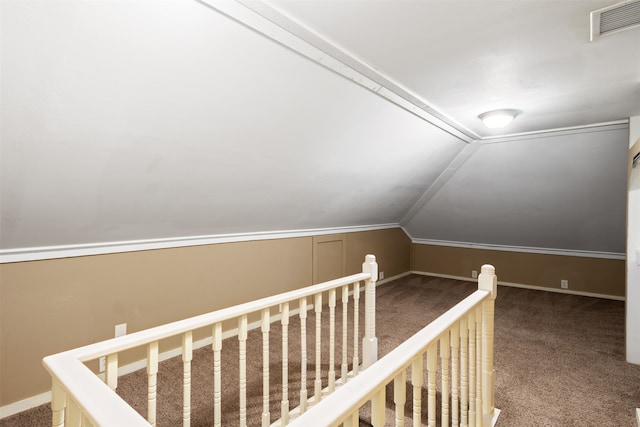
[478,109,521,129]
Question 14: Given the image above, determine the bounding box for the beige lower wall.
[7,232,621,408]
[411,243,625,297]
[346,228,411,278]
[0,228,411,407]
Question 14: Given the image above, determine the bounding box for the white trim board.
[376,271,411,288]
[210,0,477,143]
[411,271,625,301]
[479,120,628,142]
[0,223,400,263]
[0,392,51,419]
[411,239,625,260]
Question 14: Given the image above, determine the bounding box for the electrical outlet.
[561,279,569,289]
[101,323,127,372]
[472,270,478,279]
[115,323,127,338]
[379,271,385,280]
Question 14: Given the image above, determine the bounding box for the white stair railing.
[289,264,500,427]
[43,255,378,427]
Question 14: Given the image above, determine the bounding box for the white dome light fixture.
[478,109,521,129]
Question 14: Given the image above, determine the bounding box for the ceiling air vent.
[590,0,640,40]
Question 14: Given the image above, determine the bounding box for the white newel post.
[478,264,497,427]
[361,254,378,369]
[51,380,66,427]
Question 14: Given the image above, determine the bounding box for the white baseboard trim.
[411,270,625,301]
[0,391,51,419]
[376,271,411,287]
[411,239,625,260]
[411,270,477,283]
[0,223,400,263]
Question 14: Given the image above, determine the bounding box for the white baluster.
[460,316,469,427]
[394,370,407,427]
[427,344,437,427]
[341,285,349,383]
[147,341,159,427]
[441,332,450,427]
[82,413,94,427]
[239,315,248,427]
[468,312,476,427]
[261,309,271,427]
[68,398,81,427]
[281,302,290,425]
[475,306,482,427]
[106,353,118,391]
[299,297,308,413]
[212,323,222,427]
[343,412,360,427]
[328,288,336,392]
[362,255,378,369]
[479,265,497,427]
[411,355,423,427]
[182,331,193,427]
[314,293,323,401]
[451,323,461,427]
[51,380,66,427]
[352,281,360,376]
[371,388,386,427]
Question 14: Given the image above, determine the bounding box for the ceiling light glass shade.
[478,109,520,129]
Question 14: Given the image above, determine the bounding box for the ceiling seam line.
[236,0,480,142]
[197,0,478,144]
[478,119,630,142]
[399,142,481,226]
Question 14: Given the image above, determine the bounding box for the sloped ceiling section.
[0,1,466,250]
[403,124,629,254]
[270,0,640,136]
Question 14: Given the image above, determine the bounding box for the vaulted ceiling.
[1,0,638,256]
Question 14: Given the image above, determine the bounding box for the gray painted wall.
[404,125,629,253]
[0,1,464,249]
[0,1,630,257]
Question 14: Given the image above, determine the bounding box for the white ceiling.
[0,0,636,255]
[268,0,640,137]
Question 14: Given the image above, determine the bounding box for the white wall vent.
[590,0,640,40]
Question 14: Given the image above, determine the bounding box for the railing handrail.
[289,289,491,427]
[45,272,369,364]
[46,357,150,426]
[43,270,372,427]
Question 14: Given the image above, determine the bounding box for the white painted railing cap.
[481,264,495,275]
[362,254,378,282]
[478,263,497,299]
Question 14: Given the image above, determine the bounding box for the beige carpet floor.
[2,274,639,426]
